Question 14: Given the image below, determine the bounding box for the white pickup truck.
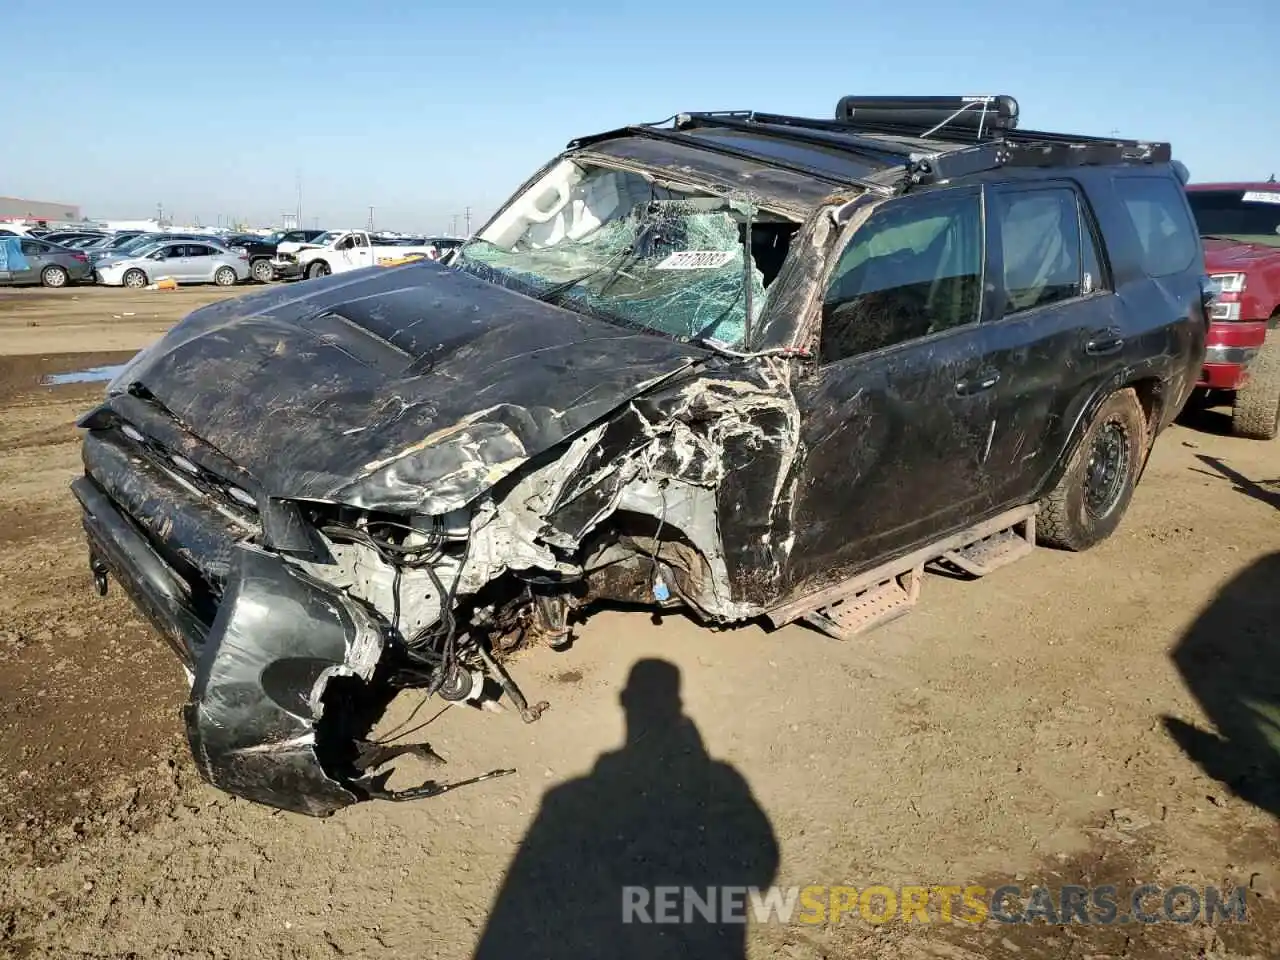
[272,230,440,281]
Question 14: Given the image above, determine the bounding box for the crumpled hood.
[104,262,706,513]
[1203,237,1280,271]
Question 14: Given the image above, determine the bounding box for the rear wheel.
[251,258,274,283]
[1231,332,1280,440]
[1038,388,1147,551]
[306,260,331,280]
[213,266,237,287]
[41,265,68,288]
[122,268,147,289]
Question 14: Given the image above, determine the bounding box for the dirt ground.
[0,284,1277,959]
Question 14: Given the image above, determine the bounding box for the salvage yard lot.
[0,283,1277,959]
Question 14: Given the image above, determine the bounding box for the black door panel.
[978,181,1123,506]
[786,186,996,593]
[789,327,996,590]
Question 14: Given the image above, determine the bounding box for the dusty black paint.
[73,108,1207,815]
[184,546,381,816]
[86,263,708,514]
[73,476,208,667]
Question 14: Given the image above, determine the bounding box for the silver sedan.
[95,240,251,288]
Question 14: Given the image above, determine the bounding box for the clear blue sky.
[5,0,1277,232]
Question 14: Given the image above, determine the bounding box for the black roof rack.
[661,96,1171,189]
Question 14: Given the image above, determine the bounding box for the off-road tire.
[1230,331,1280,440]
[1038,387,1148,551]
[41,265,69,288]
[213,266,237,287]
[306,260,331,280]
[122,268,147,289]
[251,258,274,283]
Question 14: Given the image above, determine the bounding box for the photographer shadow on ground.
[474,657,780,960]
[1164,551,1280,819]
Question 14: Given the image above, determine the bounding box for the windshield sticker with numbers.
[653,250,738,270]
[1242,191,1280,205]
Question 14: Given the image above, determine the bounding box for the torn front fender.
[184,544,384,816]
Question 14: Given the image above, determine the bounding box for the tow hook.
[90,553,109,596]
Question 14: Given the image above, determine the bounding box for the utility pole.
[156,202,164,225]
[368,206,375,231]
[295,169,303,233]
[450,214,459,236]
[464,206,472,237]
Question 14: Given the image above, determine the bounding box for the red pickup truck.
[1184,182,1280,439]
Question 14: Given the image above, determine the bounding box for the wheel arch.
[1037,370,1167,499]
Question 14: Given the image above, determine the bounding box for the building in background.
[0,195,82,225]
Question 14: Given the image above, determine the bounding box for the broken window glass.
[456,164,774,349]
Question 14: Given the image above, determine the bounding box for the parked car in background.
[94,240,250,288]
[83,232,147,254]
[44,231,106,247]
[63,235,112,249]
[90,233,211,266]
[286,229,444,280]
[72,94,1207,816]
[221,232,328,283]
[265,228,328,248]
[1184,182,1280,438]
[269,229,350,279]
[381,236,464,259]
[0,237,93,287]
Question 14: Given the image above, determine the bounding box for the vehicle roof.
[1186,182,1280,192]
[566,101,1175,213]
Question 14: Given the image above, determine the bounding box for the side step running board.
[935,512,1035,577]
[803,566,922,641]
[768,504,1037,642]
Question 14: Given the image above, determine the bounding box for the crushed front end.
[73,397,421,815]
[69,146,816,816]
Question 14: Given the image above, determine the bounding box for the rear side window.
[993,188,1083,314]
[1114,176,1198,277]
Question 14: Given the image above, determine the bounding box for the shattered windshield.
[454,163,793,348]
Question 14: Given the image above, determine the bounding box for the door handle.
[1085,328,1124,356]
[955,369,1000,396]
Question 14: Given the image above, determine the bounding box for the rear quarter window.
[1113,175,1199,277]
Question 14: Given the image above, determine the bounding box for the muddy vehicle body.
[73,95,1207,815]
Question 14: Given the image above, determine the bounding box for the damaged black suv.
[73,95,1208,815]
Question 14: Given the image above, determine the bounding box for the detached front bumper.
[73,431,385,816]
